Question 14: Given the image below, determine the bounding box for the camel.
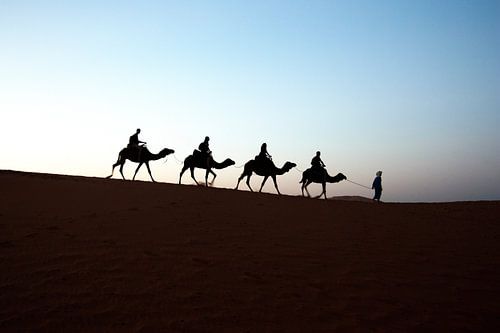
[300,167,347,199]
[179,153,235,186]
[106,146,174,182]
[235,159,296,195]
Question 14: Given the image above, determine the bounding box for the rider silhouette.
[256,143,272,167]
[128,129,146,159]
[198,136,211,154]
[311,151,325,169]
[128,129,146,147]
[195,136,212,166]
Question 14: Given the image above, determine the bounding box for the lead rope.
[163,154,185,165]
[346,179,372,190]
[172,154,185,164]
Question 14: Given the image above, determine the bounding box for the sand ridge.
[1,170,499,331]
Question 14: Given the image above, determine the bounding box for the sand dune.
[329,195,374,203]
[1,170,499,331]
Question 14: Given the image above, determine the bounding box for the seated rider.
[128,128,146,158]
[311,151,326,172]
[196,136,212,165]
[256,143,272,164]
[128,128,146,148]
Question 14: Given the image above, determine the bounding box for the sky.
[1,0,499,202]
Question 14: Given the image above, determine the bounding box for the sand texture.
[1,170,499,332]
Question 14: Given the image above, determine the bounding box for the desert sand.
[1,170,499,332]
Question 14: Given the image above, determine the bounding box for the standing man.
[372,171,383,202]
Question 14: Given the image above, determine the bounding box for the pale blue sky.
[1,1,499,201]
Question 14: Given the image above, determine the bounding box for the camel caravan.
[107,130,350,199]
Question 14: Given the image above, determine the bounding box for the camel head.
[329,172,347,183]
[159,148,175,158]
[210,158,236,169]
[282,161,297,172]
[223,158,236,167]
[336,173,347,180]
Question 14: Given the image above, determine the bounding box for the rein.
[346,179,372,190]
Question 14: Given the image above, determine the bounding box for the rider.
[128,128,146,147]
[311,151,326,171]
[196,136,212,166]
[128,128,146,158]
[256,143,272,165]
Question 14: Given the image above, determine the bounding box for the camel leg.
[204,169,210,186]
[236,170,249,190]
[145,162,155,182]
[179,165,188,184]
[119,162,126,180]
[235,172,244,189]
[259,176,269,192]
[133,163,143,180]
[246,174,253,192]
[107,154,123,179]
[208,169,217,185]
[315,184,325,199]
[190,167,199,185]
[107,161,120,179]
[304,180,312,197]
[271,175,281,195]
[314,182,328,199]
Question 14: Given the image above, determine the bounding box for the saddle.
[127,144,146,160]
[254,156,275,169]
[311,165,327,179]
[193,150,212,166]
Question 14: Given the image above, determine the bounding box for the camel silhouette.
[106,146,174,182]
[300,168,347,199]
[179,154,235,186]
[235,159,296,195]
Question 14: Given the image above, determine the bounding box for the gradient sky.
[1,0,499,202]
